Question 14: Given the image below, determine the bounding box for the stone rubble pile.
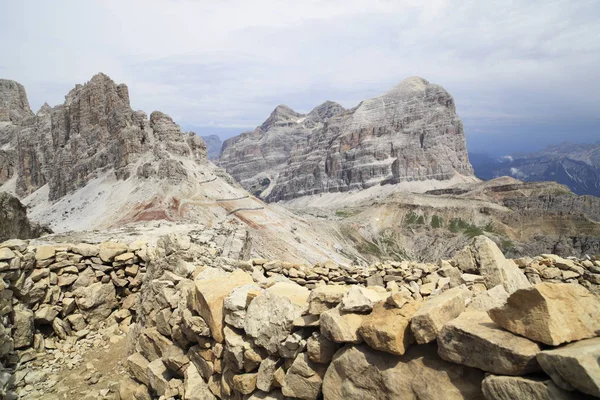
[0,239,150,399]
[118,235,600,400]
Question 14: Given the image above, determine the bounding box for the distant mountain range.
[469,143,600,197]
[201,134,222,160]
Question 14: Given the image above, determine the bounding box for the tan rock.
[147,359,173,396]
[73,281,118,324]
[194,269,253,343]
[127,352,150,386]
[437,311,541,375]
[117,377,152,400]
[70,243,99,257]
[411,286,468,344]
[306,332,338,364]
[183,363,216,400]
[266,282,310,308]
[322,344,484,400]
[340,286,386,313]
[307,285,349,314]
[162,345,190,377]
[99,241,128,262]
[282,353,327,400]
[358,301,420,355]
[319,306,364,344]
[0,247,15,260]
[482,375,586,400]
[488,282,600,346]
[35,245,55,261]
[537,337,600,397]
[232,373,258,395]
[467,284,509,312]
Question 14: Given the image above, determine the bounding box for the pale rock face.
[0,73,207,200]
[73,281,118,324]
[410,286,469,344]
[488,282,600,346]
[307,285,349,314]
[224,283,262,329]
[319,306,364,344]
[220,77,474,201]
[454,236,531,294]
[467,285,509,312]
[358,300,421,355]
[322,344,484,400]
[183,363,216,400]
[281,353,327,400]
[244,290,306,354]
[193,269,253,343]
[437,311,542,375]
[537,337,600,397]
[481,375,587,400]
[340,286,386,313]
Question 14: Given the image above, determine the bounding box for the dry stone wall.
[120,235,600,400]
[2,234,600,399]
[0,239,150,398]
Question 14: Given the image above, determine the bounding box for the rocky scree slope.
[220,77,475,202]
[3,234,600,399]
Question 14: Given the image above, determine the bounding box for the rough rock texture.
[488,283,600,346]
[0,79,32,123]
[0,192,49,241]
[411,286,469,344]
[220,77,474,201]
[437,311,541,375]
[481,375,589,400]
[322,344,484,400]
[0,74,207,200]
[537,337,600,397]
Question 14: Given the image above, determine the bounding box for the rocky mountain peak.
[221,77,474,202]
[259,104,304,131]
[307,100,346,122]
[0,73,208,201]
[0,79,33,122]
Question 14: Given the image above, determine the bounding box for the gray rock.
[482,375,589,400]
[537,337,600,397]
[220,77,473,202]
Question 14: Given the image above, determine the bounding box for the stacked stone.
[121,234,600,400]
[0,239,148,398]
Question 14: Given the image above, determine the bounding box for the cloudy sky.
[2,0,599,155]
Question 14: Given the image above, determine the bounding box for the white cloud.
[1,0,599,142]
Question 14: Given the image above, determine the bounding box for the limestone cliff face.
[220,77,474,201]
[0,73,207,200]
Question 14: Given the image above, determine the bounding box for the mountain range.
[470,143,600,196]
[1,74,600,262]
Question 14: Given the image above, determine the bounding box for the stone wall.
[2,235,599,399]
[120,235,600,399]
[0,239,149,398]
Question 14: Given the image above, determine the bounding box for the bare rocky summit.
[220,77,474,201]
[1,73,206,200]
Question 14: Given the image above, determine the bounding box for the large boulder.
[481,375,588,400]
[488,283,600,346]
[320,306,364,344]
[340,286,386,313]
[194,269,253,343]
[358,301,421,355]
[244,289,306,354]
[537,337,600,397]
[307,285,349,314]
[322,344,484,400]
[223,283,262,329]
[73,281,118,324]
[437,311,541,375]
[282,353,327,400]
[454,236,530,293]
[411,286,469,344]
